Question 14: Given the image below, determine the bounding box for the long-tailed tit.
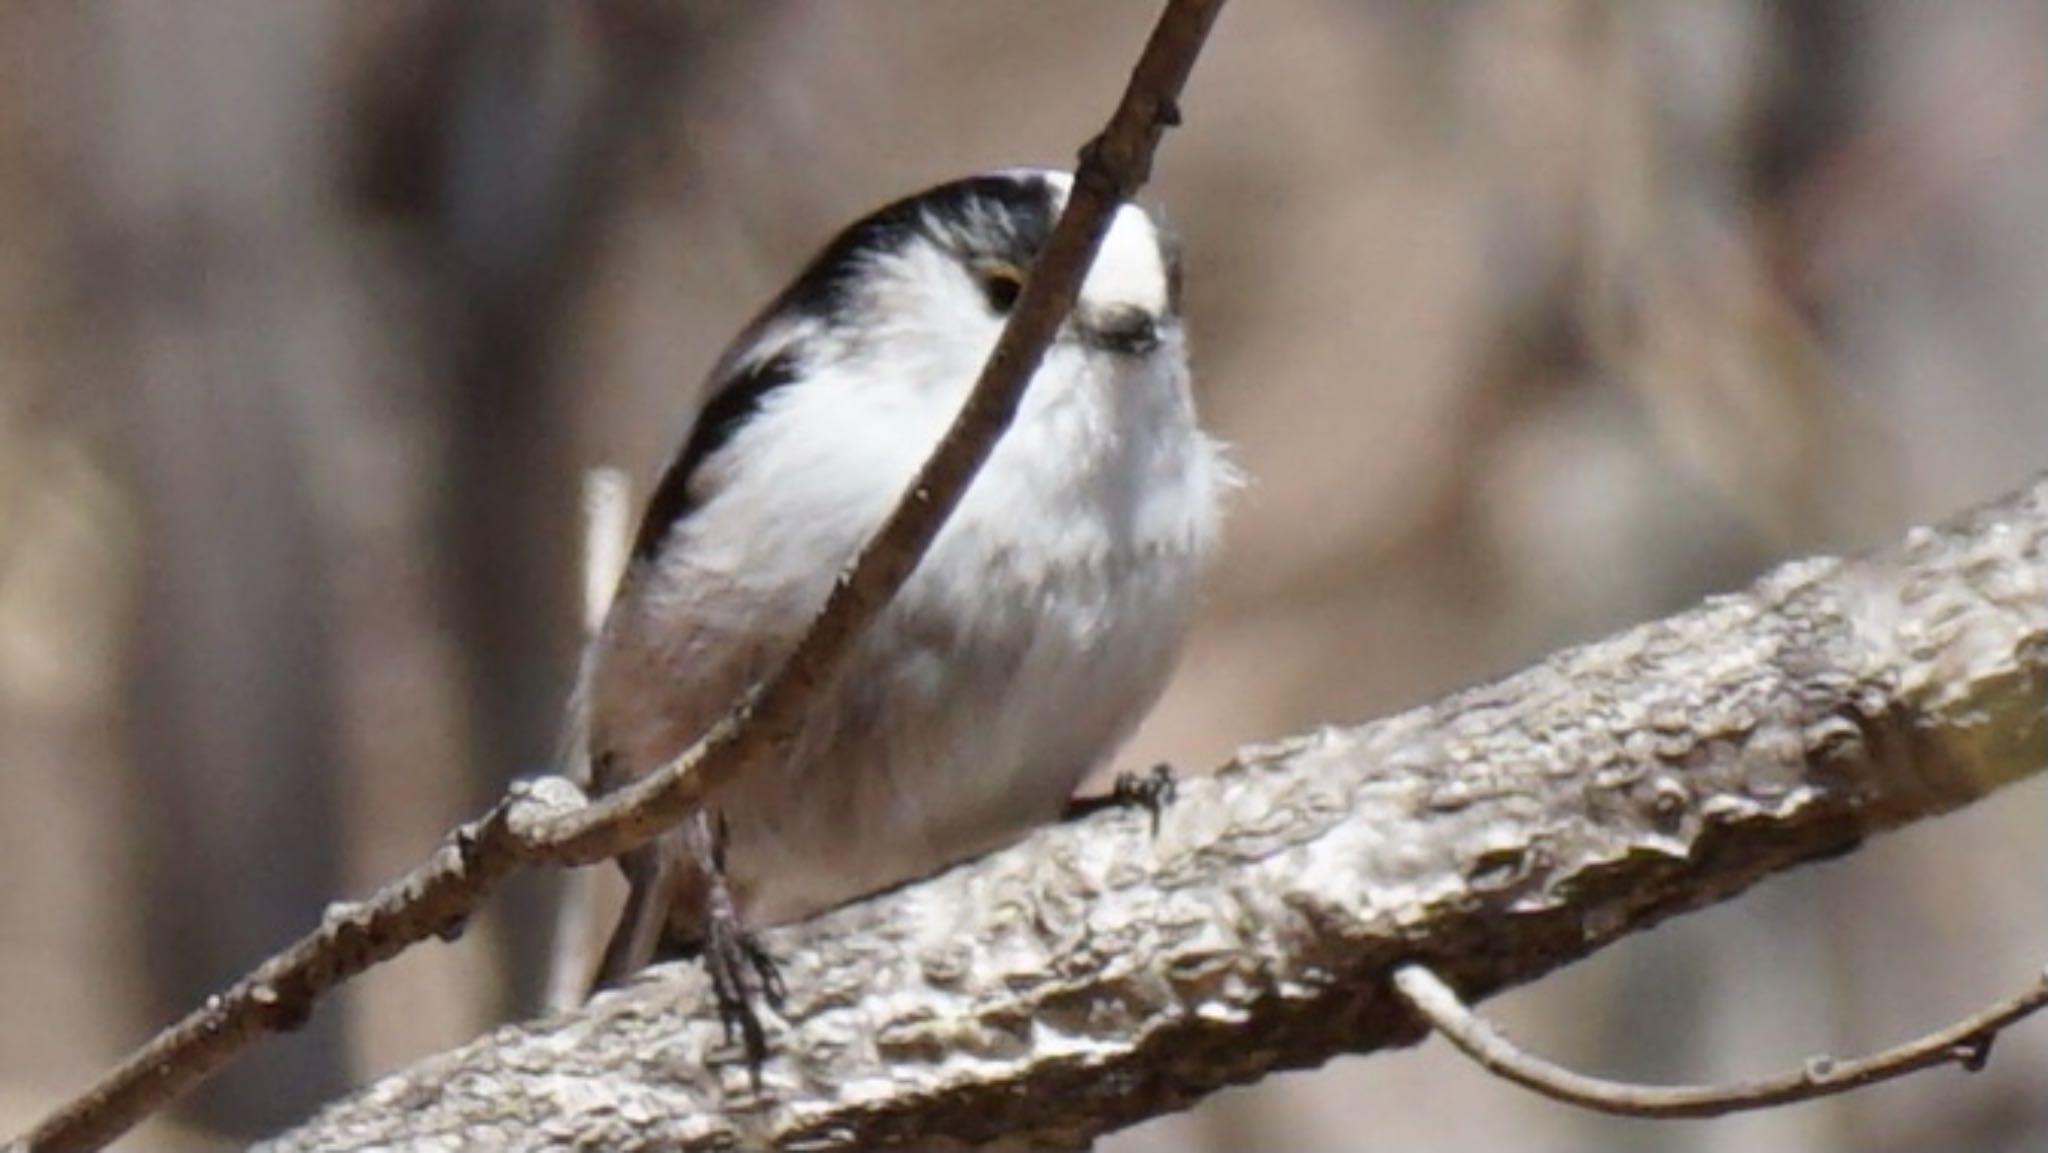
[577,169,1233,1046]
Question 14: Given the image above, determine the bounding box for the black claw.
[753,941,788,1008]
[705,917,775,1076]
[1062,762,1178,836]
[1116,763,1177,836]
[686,809,781,1087]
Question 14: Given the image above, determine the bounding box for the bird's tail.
[589,842,675,992]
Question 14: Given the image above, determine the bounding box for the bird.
[574,168,1233,1055]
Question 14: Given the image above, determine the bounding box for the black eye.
[975,263,1025,313]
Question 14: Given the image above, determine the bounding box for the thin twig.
[10,4,1227,1151]
[1395,964,2048,1119]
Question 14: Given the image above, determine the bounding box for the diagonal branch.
[259,474,2048,1152]
[9,3,1229,1151]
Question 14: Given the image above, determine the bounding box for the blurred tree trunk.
[95,3,351,1138]
[348,1,702,1011]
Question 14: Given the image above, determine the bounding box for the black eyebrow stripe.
[777,173,1058,321]
[628,348,801,564]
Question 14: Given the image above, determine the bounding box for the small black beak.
[1079,304,1161,355]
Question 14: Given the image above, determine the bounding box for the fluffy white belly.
[715,522,1198,925]
[586,330,1229,938]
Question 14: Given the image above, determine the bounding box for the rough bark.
[261,475,2048,1152]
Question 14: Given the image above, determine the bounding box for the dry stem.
[1395,963,2048,1119]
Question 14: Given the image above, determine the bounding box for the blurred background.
[2,2,2046,1150]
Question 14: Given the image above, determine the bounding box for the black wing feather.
[628,348,800,563]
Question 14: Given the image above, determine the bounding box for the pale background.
[2,3,2046,1150]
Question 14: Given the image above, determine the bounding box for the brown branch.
[255,475,2048,1151]
[1394,963,2048,1119]
[9,4,1229,1151]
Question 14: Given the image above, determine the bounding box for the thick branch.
[260,476,2048,1151]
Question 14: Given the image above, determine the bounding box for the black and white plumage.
[579,168,1233,992]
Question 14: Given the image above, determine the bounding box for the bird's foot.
[1062,762,1177,836]
[686,810,785,1086]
